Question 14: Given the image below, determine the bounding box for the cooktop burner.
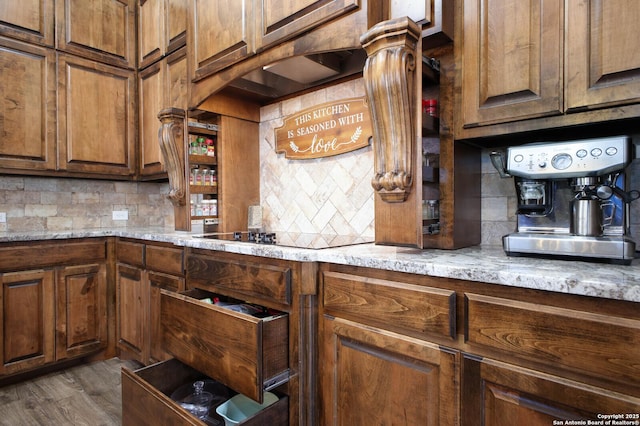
[194,231,374,249]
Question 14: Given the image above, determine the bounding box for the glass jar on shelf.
[201,168,210,186]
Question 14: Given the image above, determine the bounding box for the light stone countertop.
[1,227,639,303]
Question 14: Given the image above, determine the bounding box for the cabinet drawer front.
[465,293,640,386]
[117,240,145,268]
[323,271,456,340]
[0,239,106,272]
[161,289,289,402]
[146,245,183,276]
[187,255,291,305]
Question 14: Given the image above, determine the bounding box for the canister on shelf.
[422,99,438,117]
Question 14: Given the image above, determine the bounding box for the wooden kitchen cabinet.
[0,0,54,47]
[462,356,640,426]
[458,0,640,139]
[459,0,563,128]
[122,249,317,425]
[139,47,188,178]
[139,61,165,178]
[319,267,459,425]
[189,0,255,81]
[138,0,187,69]
[159,101,259,232]
[565,0,640,111]
[254,0,359,52]
[189,0,360,82]
[319,263,640,425]
[55,0,136,69]
[116,239,184,365]
[0,239,110,377]
[57,53,136,177]
[0,270,55,376]
[55,263,108,360]
[363,17,480,249]
[116,262,148,363]
[0,36,57,173]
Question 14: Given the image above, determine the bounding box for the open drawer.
[160,288,290,403]
[122,358,289,426]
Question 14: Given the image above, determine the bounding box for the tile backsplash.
[259,78,376,238]
[0,176,174,232]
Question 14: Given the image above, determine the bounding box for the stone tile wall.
[0,176,174,233]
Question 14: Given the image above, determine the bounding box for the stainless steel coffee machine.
[491,135,639,264]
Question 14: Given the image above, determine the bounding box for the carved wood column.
[158,107,189,231]
[361,17,421,203]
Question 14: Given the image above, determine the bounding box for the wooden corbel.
[361,17,421,203]
[158,107,189,230]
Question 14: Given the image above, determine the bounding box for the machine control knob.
[538,161,547,168]
[605,147,618,156]
[551,153,573,170]
[591,148,603,157]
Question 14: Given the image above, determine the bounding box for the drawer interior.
[161,288,290,403]
[123,359,288,426]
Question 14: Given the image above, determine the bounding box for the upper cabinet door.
[460,0,563,128]
[138,0,187,69]
[0,37,56,172]
[565,0,640,111]
[56,0,136,68]
[166,0,187,54]
[189,0,255,81]
[0,0,54,46]
[57,53,136,177]
[138,0,165,69]
[255,0,359,51]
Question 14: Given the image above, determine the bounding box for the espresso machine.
[490,135,639,264]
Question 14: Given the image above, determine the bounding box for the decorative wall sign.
[275,97,372,159]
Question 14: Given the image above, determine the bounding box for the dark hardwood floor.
[0,358,140,426]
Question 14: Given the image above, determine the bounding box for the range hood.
[225,49,367,103]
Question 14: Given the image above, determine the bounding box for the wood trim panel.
[323,271,456,340]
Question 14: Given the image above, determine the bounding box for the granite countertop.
[1,227,639,303]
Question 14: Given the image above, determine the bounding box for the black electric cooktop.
[193,231,374,249]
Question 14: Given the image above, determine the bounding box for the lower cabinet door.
[121,358,288,426]
[0,270,55,375]
[55,263,108,360]
[320,315,459,425]
[461,355,640,426]
[116,263,149,363]
[148,271,183,363]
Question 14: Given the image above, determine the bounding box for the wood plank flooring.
[0,358,140,426]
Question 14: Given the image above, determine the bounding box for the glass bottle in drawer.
[160,288,289,403]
